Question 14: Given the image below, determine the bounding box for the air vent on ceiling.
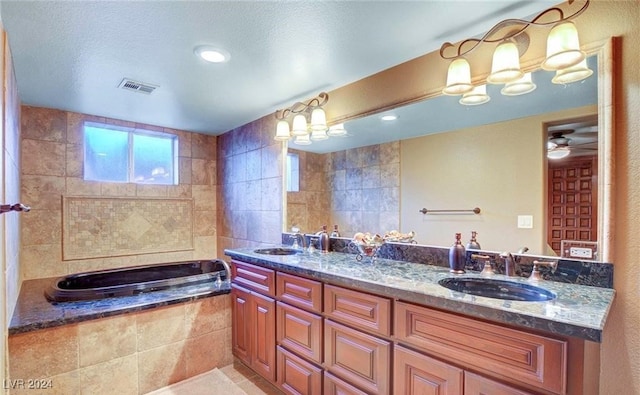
[118,78,158,94]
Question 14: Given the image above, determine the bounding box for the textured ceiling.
[0,0,558,135]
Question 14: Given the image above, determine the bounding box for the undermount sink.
[438,278,556,302]
[253,247,301,256]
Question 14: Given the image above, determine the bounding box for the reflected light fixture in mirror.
[552,58,593,84]
[440,0,590,102]
[459,85,490,106]
[501,72,537,96]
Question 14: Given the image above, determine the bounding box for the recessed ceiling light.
[194,46,230,63]
[381,114,398,121]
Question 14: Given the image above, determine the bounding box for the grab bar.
[418,207,481,215]
[0,203,30,214]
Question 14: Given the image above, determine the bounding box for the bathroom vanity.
[225,247,614,395]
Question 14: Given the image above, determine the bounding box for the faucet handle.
[529,260,558,281]
[471,254,494,275]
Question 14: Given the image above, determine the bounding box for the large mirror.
[285,40,613,262]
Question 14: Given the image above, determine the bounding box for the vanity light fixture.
[194,45,230,63]
[273,92,344,145]
[551,58,593,84]
[440,0,590,104]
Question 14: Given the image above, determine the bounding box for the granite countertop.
[9,277,231,335]
[225,247,615,343]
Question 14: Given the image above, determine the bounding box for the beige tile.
[67,112,106,145]
[78,314,137,367]
[21,244,66,280]
[184,330,225,377]
[101,182,137,196]
[21,174,65,211]
[220,360,259,384]
[192,185,216,211]
[133,251,193,266]
[194,210,216,237]
[21,106,67,142]
[167,184,192,198]
[136,304,186,351]
[179,157,192,185]
[236,375,282,395]
[192,133,216,160]
[193,236,217,259]
[79,354,138,395]
[21,209,62,246]
[66,177,102,196]
[173,129,192,158]
[137,341,188,394]
[8,325,79,379]
[66,143,83,178]
[136,184,169,197]
[22,139,66,176]
[192,159,216,186]
[185,295,231,338]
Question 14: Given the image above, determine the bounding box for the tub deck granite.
[225,247,615,343]
[9,276,230,335]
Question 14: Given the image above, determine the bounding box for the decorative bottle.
[466,231,481,250]
[319,225,330,253]
[330,224,340,238]
[449,233,466,274]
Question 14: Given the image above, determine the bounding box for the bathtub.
[45,259,231,302]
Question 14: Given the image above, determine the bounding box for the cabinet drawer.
[324,372,369,395]
[277,301,323,364]
[465,371,536,395]
[324,284,391,336]
[396,301,567,394]
[394,345,463,395]
[324,319,391,395]
[277,272,322,313]
[231,260,276,297]
[277,346,322,395]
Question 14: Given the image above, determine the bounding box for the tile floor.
[147,360,283,395]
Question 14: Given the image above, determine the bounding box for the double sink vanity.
[225,241,614,395]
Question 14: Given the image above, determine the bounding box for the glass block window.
[286,152,300,192]
[84,123,178,184]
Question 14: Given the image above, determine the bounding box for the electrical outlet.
[569,247,593,259]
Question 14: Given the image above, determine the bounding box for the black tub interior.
[45,259,229,302]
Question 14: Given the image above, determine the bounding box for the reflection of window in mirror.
[286,152,300,192]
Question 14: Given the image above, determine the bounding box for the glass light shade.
[327,123,347,136]
[293,133,311,145]
[541,21,585,71]
[274,120,291,141]
[501,72,536,96]
[547,140,558,150]
[547,146,570,159]
[442,58,473,95]
[310,108,328,131]
[459,85,490,106]
[310,128,328,141]
[552,58,593,84]
[487,41,523,84]
[291,114,308,136]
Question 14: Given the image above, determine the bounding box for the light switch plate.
[517,215,533,229]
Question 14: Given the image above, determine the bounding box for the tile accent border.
[63,196,194,260]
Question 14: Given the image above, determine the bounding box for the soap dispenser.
[330,224,341,238]
[449,233,466,274]
[318,225,330,253]
[466,231,481,250]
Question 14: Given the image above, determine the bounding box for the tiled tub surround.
[226,247,615,343]
[9,281,232,395]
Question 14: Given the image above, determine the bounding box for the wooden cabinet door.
[465,371,536,395]
[324,319,391,395]
[251,291,276,382]
[394,345,463,395]
[277,301,323,364]
[324,284,391,336]
[231,284,252,365]
[324,372,369,395]
[277,346,322,395]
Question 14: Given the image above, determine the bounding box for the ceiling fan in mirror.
[547,126,597,160]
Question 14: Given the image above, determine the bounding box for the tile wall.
[217,115,284,255]
[19,105,218,280]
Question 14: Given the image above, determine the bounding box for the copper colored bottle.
[449,233,466,274]
[319,225,330,253]
[466,231,481,250]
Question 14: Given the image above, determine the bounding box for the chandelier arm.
[274,92,329,119]
[439,0,589,60]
